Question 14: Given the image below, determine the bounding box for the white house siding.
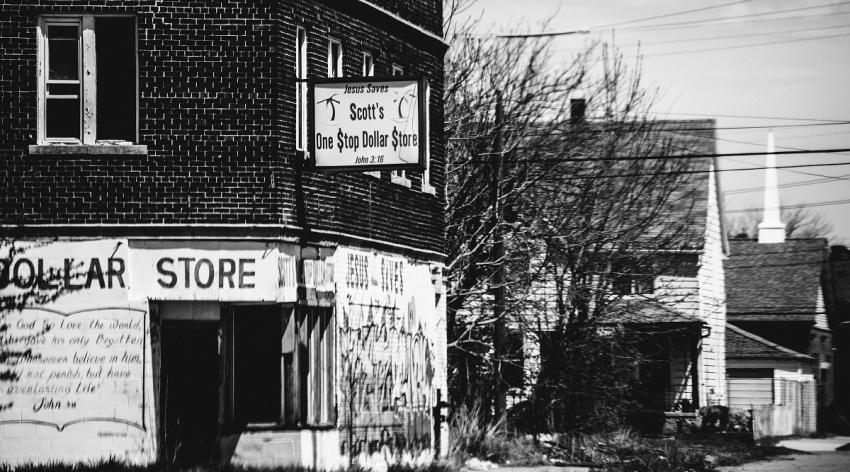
[696,164,727,407]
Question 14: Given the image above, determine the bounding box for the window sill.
[421,182,436,195]
[28,144,148,156]
[391,174,411,188]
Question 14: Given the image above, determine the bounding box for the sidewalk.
[776,435,850,452]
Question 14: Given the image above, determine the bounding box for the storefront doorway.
[161,320,220,465]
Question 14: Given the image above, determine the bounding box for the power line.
[618,9,850,32]
[725,173,850,195]
[655,112,849,123]
[616,1,850,32]
[502,1,850,38]
[501,122,850,137]
[726,198,850,213]
[593,0,754,29]
[552,23,850,51]
[626,24,850,46]
[503,148,850,162]
[638,30,850,57]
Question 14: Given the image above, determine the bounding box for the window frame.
[37,14,139,146]
[327,37,343,78]
[421,80,435,194]
[295,26,308,152]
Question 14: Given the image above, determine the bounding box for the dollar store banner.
[311,77,425,171]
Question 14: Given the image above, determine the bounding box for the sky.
[456,0,850,244]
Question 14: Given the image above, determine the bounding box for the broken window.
[39,16,136,144]
[226,304,334,427]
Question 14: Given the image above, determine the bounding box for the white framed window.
[37,15,137,145]
[362,52,380,178]
[390,64,411,187]
[295,26,307,151]
[362,52,374,77]
[327,38,342,78]
[421,80,435,194]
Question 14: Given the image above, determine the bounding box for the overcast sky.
[457,0,850,244]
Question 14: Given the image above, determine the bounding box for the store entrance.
[161,320,220,465]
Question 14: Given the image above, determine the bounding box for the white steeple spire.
[757,131,786,243]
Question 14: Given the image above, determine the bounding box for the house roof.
[598,298,704,325]
[524,119,718,252]
[726,323,813,361]
[725,238,828,321]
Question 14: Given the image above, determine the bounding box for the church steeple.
[757,131,786,243]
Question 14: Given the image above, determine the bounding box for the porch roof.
[599,298,704,325]
[726,323,813,360]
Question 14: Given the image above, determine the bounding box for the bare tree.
[726,207,834,240]
[444,1,710,430]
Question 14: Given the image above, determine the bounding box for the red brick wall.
[0,0,445,254]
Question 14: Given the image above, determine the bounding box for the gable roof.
[524,119,718,251]
[726,323,813,361]
[725,238,828,321]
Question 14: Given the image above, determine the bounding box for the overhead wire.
[726,198,850,212]
[493,1,850,38]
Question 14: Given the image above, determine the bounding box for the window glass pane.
[233,306,281,423]
[96,17,135,141]
[46,98,80,139]
[47,25,79,80]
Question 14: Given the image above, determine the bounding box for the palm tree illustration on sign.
[317,94,340,121]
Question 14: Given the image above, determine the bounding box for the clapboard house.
[505,117,729,431]
[0,0,447,467]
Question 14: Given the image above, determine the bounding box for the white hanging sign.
[310,77,425,171]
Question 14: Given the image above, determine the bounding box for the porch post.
[691,332,700,409]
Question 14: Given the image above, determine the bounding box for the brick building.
[0,0,447,467]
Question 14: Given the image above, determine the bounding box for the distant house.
[508,118,729,431]
[724,238,833,434]
[723,133,834,434]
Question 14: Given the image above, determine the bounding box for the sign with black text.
[310,77,425,171]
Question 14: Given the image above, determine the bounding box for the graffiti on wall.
[0,307,147,431]
[338,252,435,458]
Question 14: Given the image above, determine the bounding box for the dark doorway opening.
[161,321,220,465]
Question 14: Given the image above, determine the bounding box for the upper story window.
[38,16,136,144]
[295,26,307,151]
[421,80,434,193]
[327,38,342,78]
[612,262,655,295]
[362,52,374,77]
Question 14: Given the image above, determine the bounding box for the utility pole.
[491,91,507,420]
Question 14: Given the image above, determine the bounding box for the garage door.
[727,368,773,409]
